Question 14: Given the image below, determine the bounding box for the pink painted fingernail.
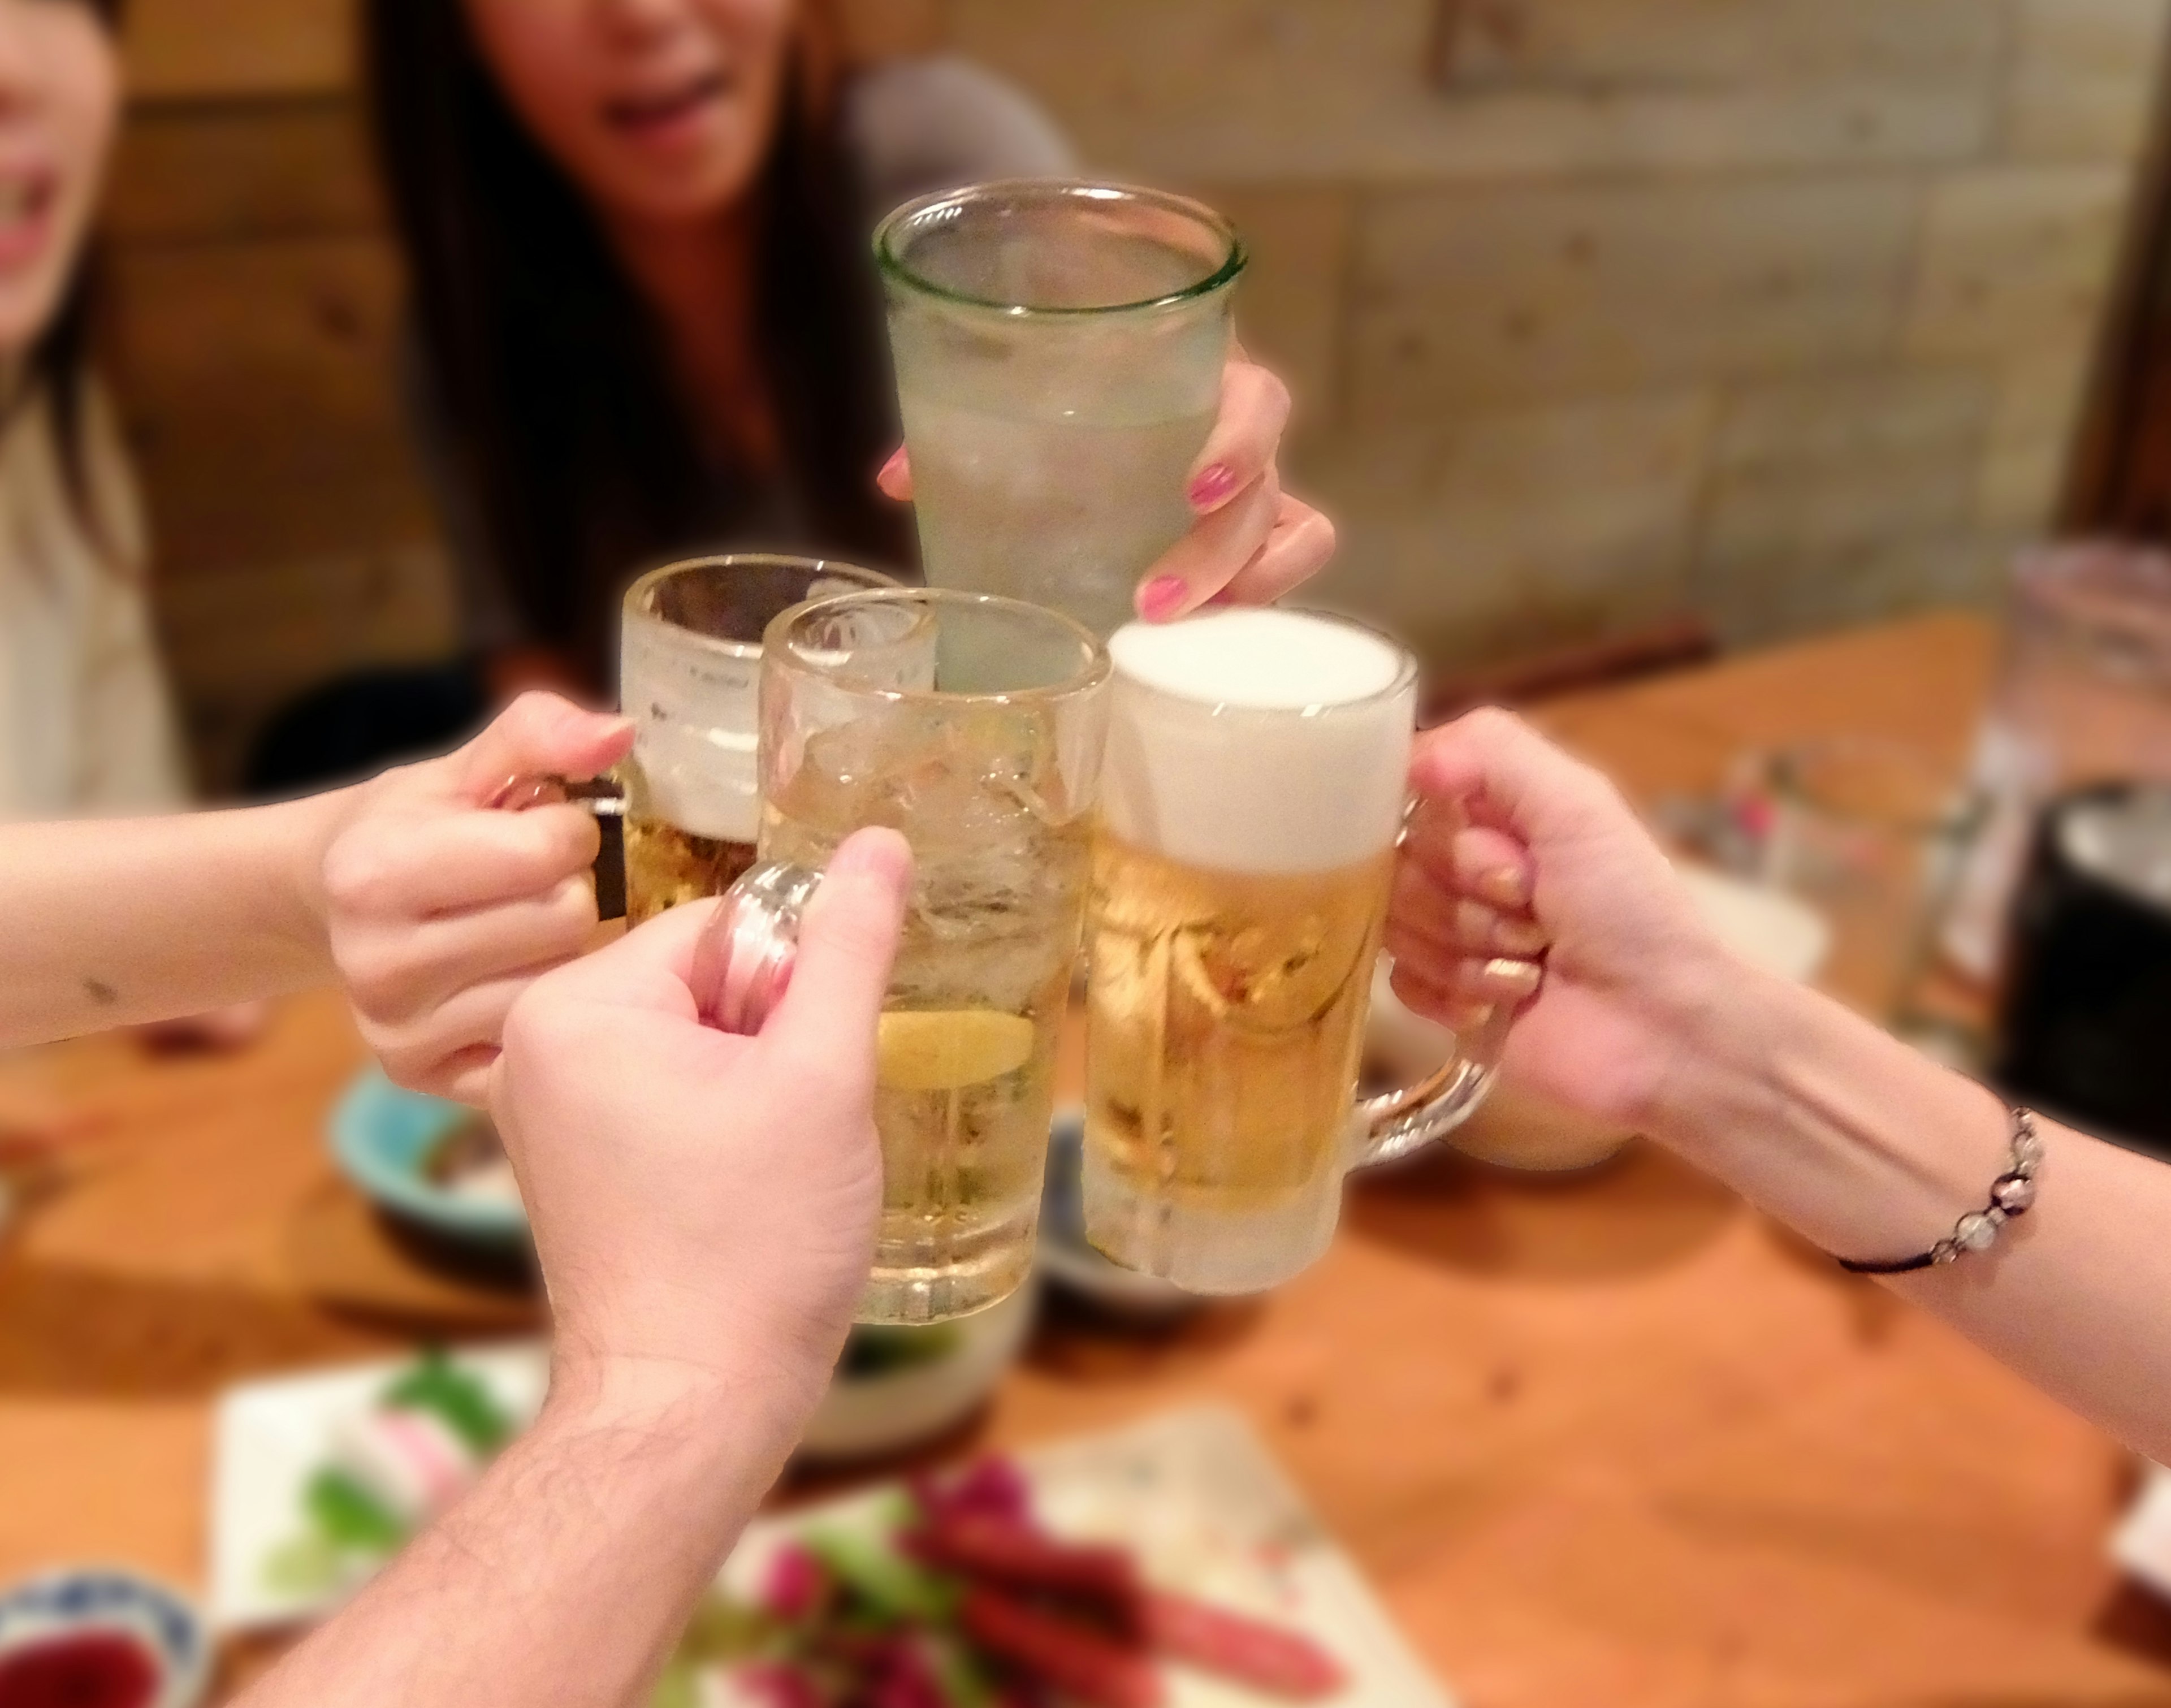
[1188,464,1236,509]
[876,446,907,488]
[1138,576,1190,621]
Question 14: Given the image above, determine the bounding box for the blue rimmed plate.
[0,1567,208,1708]
[327,1069,528,1249]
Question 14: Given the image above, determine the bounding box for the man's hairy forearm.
[241,1360,807,1708]
[0,793,346,1046]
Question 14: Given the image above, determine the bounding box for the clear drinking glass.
[759,587,1111,1324]
[1082,608,1507,1295]
[619,554,896,924]
[874,179,1244,638]
[1763,737,1982,1024]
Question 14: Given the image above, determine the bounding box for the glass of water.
[759,588,1111,1323]
[873,179,1243,638]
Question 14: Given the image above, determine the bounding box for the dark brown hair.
[29,0,123,564]
[364,0,913,689]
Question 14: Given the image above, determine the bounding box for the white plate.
[207,1342,549,1633]
[726,1406,1455,1708]
[2113,1463,2171,1598]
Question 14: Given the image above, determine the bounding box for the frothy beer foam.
[1103,609,1413,876]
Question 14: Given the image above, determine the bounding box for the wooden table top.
[5,610,2169,1707]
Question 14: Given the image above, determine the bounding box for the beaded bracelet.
[1837,1106,2043,1275]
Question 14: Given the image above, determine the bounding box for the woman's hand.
[1387,708,1738,1130]
[491,829,909,1419]
[876,352,1335,621]
[315,693,635,1104]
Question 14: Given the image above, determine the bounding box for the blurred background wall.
[105,0,2170,788]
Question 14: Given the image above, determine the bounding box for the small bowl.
[327,1070,529,1252]
[1035,1110,1203,1322]
[798,1285,1035,1463]
[0,1567,209,1708]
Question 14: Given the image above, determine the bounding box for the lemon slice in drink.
[876,1010,1035,1092]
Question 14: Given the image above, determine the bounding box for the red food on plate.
[915,1514,1141,1612]
[0,1631,159,1708]
[959,1585,1162,1708]
[1140,1590,1347,1700]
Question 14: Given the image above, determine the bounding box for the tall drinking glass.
[874,179,1243,637]
[620,554,895,924]
[1083,608,1506,1295]
[759,589,1110,1323]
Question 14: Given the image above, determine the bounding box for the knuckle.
[320,834,401,914]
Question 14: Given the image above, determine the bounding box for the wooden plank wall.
[110,0,443,793]
[102,0,2171,788]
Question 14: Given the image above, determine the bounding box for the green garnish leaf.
[382,1347,513,1456]
[304,1467,408,1552]
[803,1526,958,1625]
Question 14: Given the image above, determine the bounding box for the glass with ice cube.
[874,180,1243,638]
[759,588,1110,1323]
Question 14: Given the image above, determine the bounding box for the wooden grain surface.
[4,612,2170,1707]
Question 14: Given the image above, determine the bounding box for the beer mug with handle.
[1082,608,1507,1294]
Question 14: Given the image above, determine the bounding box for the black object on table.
[1996,784,2171,1157]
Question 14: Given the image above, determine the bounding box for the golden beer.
[1081,607,1498,1294]
[618,555,897,925]
[621,812,756,927]
[1085,833,1390,1212]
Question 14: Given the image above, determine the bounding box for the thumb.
[772,828,911,1049]
[451,691,635,805]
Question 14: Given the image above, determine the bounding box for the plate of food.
[211,1356,1452,1708]
[209,1310,1037,1630]
[209,1342,550,1631]
[672,1407,1454,1708]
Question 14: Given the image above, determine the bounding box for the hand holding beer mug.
[752,589,1110,1324]
[619,554,896,923]
[1084,609,1511,1294]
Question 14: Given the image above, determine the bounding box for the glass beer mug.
[1082,608,1506,1294]
[619,554,896,923]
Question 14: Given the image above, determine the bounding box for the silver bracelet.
[1837,1106,2042,1275]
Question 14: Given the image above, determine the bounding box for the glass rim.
[764,586,1113,707]
[622,552,899,661]
[872,178,1248,318]
[1766,736,1978,836]
[1110,607,1420,723]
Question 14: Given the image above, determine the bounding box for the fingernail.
[877,447,907,486]
[1137,576,1190,622]
[1188,464,1236,509]
[1480,957,1544,1001]
[1476,866,1529,911]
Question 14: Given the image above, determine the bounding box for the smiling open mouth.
[603,70,734,136]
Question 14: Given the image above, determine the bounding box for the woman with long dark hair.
[0,0,187,819]
[362,0,1330,702]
